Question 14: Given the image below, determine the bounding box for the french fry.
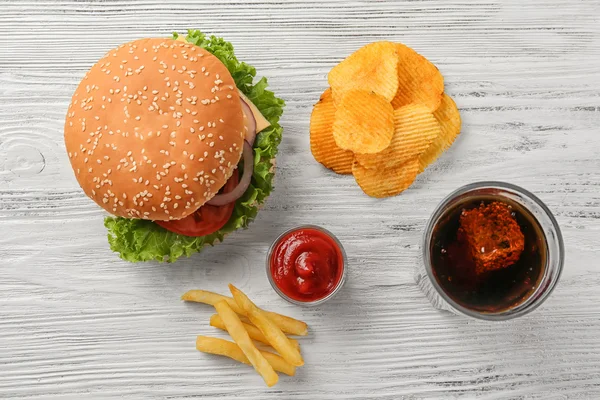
[210,314,301,352]
[261,311,308,337]
[214,301,279,387]
[229,285,304,367]
[182,290,244,314]
[196,336,296,377]
[182,290,308,336]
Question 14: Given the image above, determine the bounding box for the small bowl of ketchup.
[266,225,347,306]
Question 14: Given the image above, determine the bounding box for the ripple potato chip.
[352,157,419,198]
[328,41,399,104]
[333,90,394,154]
[311,40,460,199]
[355,104,441,170]
[391,44,444,112]
[419,93,461,172]
[310,88,354,174]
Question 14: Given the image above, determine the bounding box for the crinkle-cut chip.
[355,104,441,170]
[310,88,354,174]
[419,93,461,172]
[391,44,444,112]
[332,90,394,154]
[328,41,399,104]
[352,157,419,198]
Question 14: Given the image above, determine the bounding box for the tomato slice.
[155,170,239,237]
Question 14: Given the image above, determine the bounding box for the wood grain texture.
[1,0,600,398]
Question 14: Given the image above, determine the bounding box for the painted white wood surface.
[1,0,599,398]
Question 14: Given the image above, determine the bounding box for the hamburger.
[64,30,284,262]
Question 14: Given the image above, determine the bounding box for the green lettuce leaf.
[104,30,284,262]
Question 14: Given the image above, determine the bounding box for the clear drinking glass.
[415,182,564,321]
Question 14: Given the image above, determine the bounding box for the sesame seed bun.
[64,38,245,221]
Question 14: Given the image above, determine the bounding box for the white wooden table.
[1,1,600,398]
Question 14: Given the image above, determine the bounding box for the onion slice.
[207,140,254,206]
[240,98,257,145]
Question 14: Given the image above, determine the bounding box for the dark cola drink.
[429,197,547,313]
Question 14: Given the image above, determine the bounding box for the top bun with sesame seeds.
[64,38,245,221]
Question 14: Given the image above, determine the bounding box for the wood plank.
[1,0,599,398]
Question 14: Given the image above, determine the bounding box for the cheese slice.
[175,34,271,133]
[237,90,271,133]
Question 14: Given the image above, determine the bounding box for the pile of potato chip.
[310,41,461,198]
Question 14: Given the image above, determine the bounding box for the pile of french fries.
[182,284,308,387]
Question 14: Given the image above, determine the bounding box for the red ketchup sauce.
[269,228,344,302]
